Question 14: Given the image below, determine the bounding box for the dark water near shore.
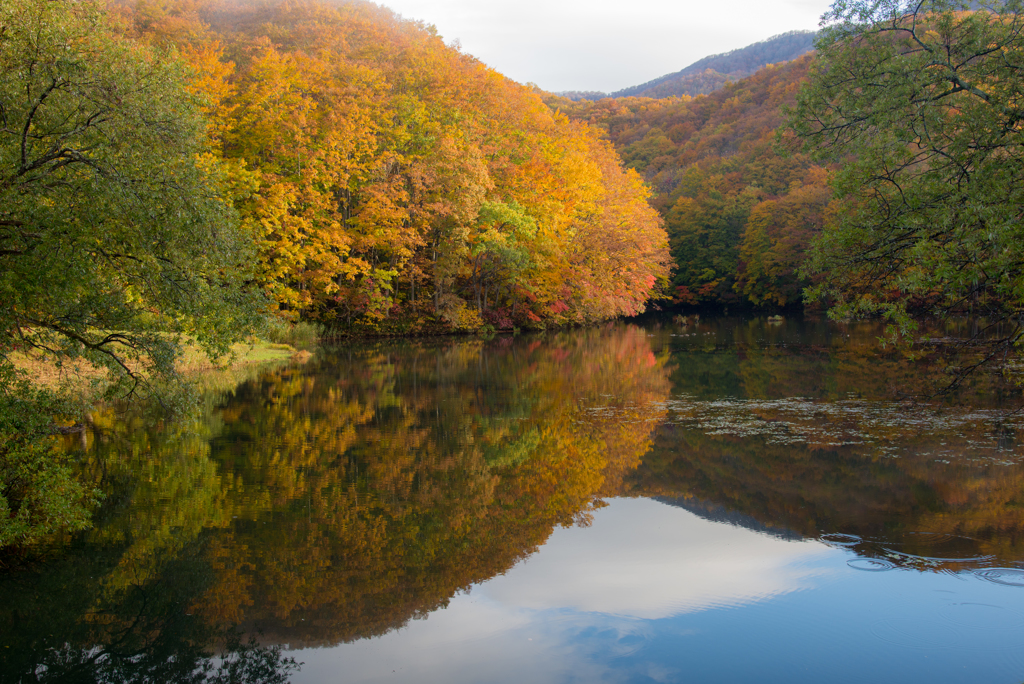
[4,315,1024,683]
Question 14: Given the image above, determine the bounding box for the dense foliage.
[792,0,1024,360]
[552,57,833,308]
[116,0,671,332]
[0,0,262,392]
[0,0,263,544]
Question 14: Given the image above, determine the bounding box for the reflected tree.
[13,325,670,652]
[0,541,299,684]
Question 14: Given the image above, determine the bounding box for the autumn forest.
[9,0,837,339]
[4,0,1024,544]
[115,0,679,331]
[153,0,833,321]
[550,55,830,309]
[6,2,1024,679]
[0,0,842,555]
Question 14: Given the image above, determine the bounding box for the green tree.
[0,0,262,544]
[0,368,96,546]
[791,0,1024,361]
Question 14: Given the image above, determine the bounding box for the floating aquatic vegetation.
[583,395,1024,462]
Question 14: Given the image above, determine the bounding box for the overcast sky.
[379,0,834,93]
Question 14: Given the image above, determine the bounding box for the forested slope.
[559,31,816,101]
[113,0,672,332]
[550,55,832,308]
[0,0,673,547]
[613,30,816,99]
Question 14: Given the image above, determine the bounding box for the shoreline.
[9,339,313,394]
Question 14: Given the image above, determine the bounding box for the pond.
[3,315,1024,684]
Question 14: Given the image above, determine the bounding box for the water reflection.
[193,326,671,645]
[293,498,1024,684]
[0,540,298,684]
[475,498,828,619]
[295,498,835,684]
[3,315,1024,683]
[624,315,1024,572]
[652,314,1021,405]
[627,419,1024,566]
[1,324,671,677]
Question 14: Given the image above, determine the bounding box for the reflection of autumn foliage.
[60,326,667,647]
[629,426,1024,570]
[0,537,299,684]
[64,403,236,604]
[193,326,669,644]
[625,317,1024,570]
[654,315,1020,406]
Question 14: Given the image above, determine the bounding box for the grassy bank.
[8,338,312,394]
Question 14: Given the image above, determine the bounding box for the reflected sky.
[295,498,1024,684]
[480,498,828,619]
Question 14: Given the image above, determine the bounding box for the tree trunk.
[410,271,416,312]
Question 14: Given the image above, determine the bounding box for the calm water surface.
[4,315,1024,683]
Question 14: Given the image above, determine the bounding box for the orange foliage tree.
[112,0,670,329]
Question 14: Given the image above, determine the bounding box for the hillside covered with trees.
[793,0,1024,359]
[5,0,1024,551]
[558,31,816,101]
[551,0,1024,356]
[119,0,672,332]
[613,30,816,99]
[549,55,833,308]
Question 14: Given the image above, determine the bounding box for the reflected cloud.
[481,497,832,619]
[296,598,618,684]
[292,498,834,684]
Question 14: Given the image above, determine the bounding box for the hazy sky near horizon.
[379,0,834,93]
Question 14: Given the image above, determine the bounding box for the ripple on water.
[905,532,962,546]
[847,558,897,572]
[974,568,1024,587]
[882,548,995,565]
[820,532,861,546]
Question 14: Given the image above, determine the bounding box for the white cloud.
[295,598,617,684]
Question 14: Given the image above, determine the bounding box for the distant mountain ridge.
[558,30,816,101]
